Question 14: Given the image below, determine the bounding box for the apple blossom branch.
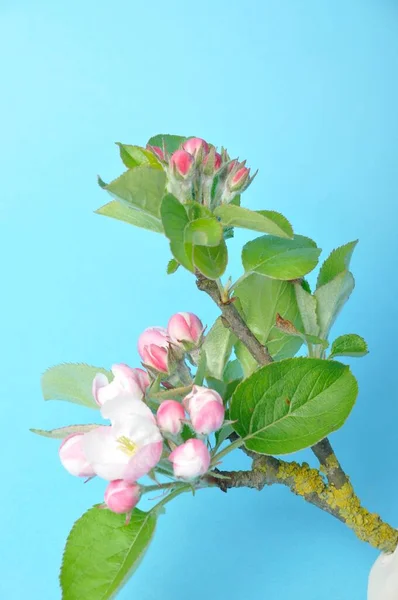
[196,272,398,553]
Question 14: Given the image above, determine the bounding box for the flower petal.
[82,426,129,481]
[123,441,163,482]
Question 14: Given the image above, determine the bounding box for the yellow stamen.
[117,436,138,457]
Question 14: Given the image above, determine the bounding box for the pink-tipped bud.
[183,385,224,435]
[229,166,251,191]
[170,149,194,178]
[182,137,209,157]
[147,145,165,161]
[104,480,141,514]
[59,433,95,478]
[157,400,185,435]
[203,150,222,174]
[92,364,150,407]
[167,312,204,349]
[138,327,170,373]
[168,439,211,480]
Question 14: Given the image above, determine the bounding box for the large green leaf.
[30,424,98,439]
[203,317,236,379]
[147,134,187,154]
[230,357,358,455]
[315,271,355,339]
[184,217,223,247]
[213,205,293,239]
[193,240,228,279]
[41,364,111,409]
[60,507,157,600]
[329,334,368,359]
[242,235,321,280]
[317,241,358,288]
[234,274,303,376]
[105,166,166,218]
[95,201,163,233]
[116,144,162,170]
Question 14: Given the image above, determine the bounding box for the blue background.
[2,1,398,598]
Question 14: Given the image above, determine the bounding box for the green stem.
[142,482,180,494]
[151,385,193,400]
[211,436,246,464]
[149,484,192,513]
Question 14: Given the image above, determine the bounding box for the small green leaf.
[147,134,188,154]
[166,258,179,274]
[181,423,196,442]
[161,194,188,241]
[184,217,223,247]
[242,235,321,280]
[317,241,358,288]
[30,424,99,439]
[193,351,207,385]
[294,282,319,337]
[161,194,194,271]
[230,357,358,455]
[185,201,213,220]
[315,271,355,339]
[329,334,368,359]
[41,364,111,409]
[193,240,228,279]
[275,313,328,349]
[203,317,236,379]
[60,507,157,600]
[105,166,166,218]
[223,359,243,382]
[116,143,162,170]
[214,205,293,238]
[95,200,163,233]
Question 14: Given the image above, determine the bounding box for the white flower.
[368,544,398,599]
[83,395,163,482]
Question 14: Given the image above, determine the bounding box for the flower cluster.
[147,136,256,207]
[58,312,226,519]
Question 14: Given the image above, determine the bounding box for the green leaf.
[203,317,237,379]
[185,201,213,220]
[181,423,196,442]
[214,205,293,238]
[30,424,99,439]
[230,357,358,455]
[234,274,303,376]
[161,194,188,241]
[116,144,162,170]
[193,240,228,279]
[223,359,243,382]
[275,313,328,349]
[193,351,207,385]
[95,201,163,233]
[60,506,156,600]
[161,194,194,272]
[166,258,179,274]
[314,271,355,339]
[105,166,166,218]
[242,235,321,280]
[147,134,187,154]
[214,422,234,451]
[294,282,319,337]
[184,217,223,247]
[317,241,358,288]
[41,363,111,409]
[329,334,368,359]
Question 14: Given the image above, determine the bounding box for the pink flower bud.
[167,312,204,349]
[170,149,194,178]
[104,480,141,514]
[229,166,250,191]
[203,151,222,173]
[138,327,170,373]
[183,385,224,434]
[169,439,211,479]
[147,145,165,161]
[59,433,95,478]
[157,400,185,435]
[182,137,209,157]
[93,364,150,406]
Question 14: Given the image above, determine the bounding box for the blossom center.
[117,436,138,456]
